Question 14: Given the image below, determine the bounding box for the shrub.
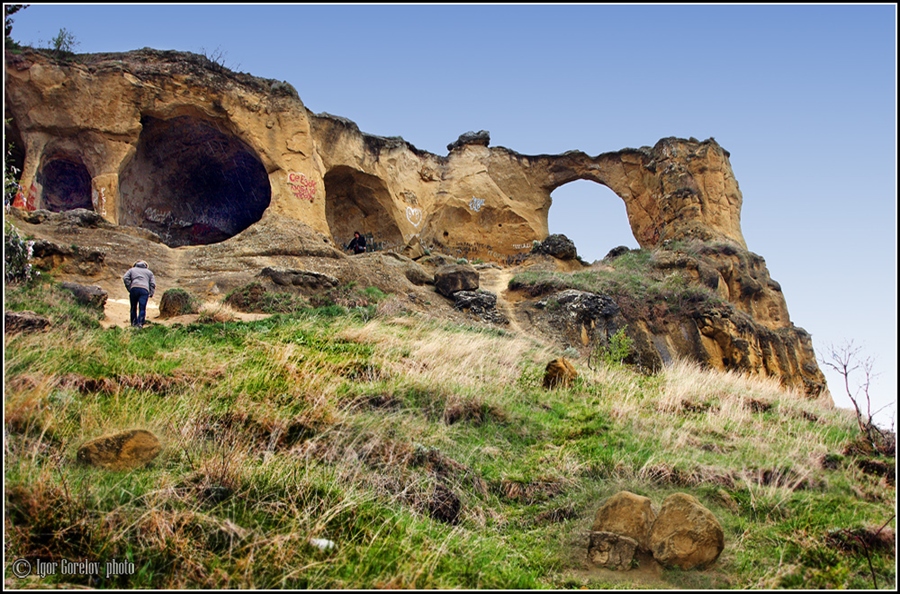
[4,220,36,284]
[158,288,200,318]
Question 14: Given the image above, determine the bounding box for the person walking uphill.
[347,231,367,254]
[123,260,156,329]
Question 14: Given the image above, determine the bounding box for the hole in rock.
[37,157,93,212]
[549,179,639,262]
[324,166,404,251]
[119,115,271,247]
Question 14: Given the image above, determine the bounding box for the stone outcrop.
[5,310,51,335]
[591,491,656,551]
[433,264,479,298]
[5,48,744,258]
[3,47,830,400]
[59,281,108,310]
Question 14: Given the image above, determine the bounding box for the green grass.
[3,279,895,589]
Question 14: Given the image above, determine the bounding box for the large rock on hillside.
[76,429,162,471]
[591,491,657,551]
[648,493,725,570]
[434,264,479,297]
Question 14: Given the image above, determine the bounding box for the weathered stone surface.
[60,282,108,310]
[543,357,578,389]
[76,429,162,471]
[591,491,657,551]
[453,290,507,325]
[447,130,491,152]
[434,264,479,297]
[588,531,639,570]
[2,48,832,404]
[5,49,746,259]
[648,493,725,570]
[533,234,578,260]
[5,310,51,335]
[259,267,339,290]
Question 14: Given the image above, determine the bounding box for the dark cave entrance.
[37,156,93,212]
[324,166,404,251]
[549,179,639,262]
[118,115,271,248]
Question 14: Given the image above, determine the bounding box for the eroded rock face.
[3,47,829,401]
[6,48,745,258]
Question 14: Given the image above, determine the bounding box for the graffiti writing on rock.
[12,183,38,211]
[468,196,485,212]
[288,172,317,203]
[406,206,423,227]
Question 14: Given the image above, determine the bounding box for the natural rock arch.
[37,155,93,213]
[324,166,404,251]
[549,179,639,260]
[118,115,271,248]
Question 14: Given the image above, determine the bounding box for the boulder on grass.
[76,429,161,471]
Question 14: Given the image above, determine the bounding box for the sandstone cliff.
[3,47,829,401]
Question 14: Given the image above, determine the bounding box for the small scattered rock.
[543,357,578,389]
[76,429,161,471]
[588,531,639,570]
[5,310,51,335]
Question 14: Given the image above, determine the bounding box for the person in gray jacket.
[123,260,156,328]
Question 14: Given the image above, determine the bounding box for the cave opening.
[118,115,271,248]
[549,179,639,262]
[36,157,93,212]
[324,166,404,251]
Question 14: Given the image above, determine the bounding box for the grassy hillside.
[4,278,896,589]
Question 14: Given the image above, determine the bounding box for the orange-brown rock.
[76,429,162,471]
[591,491,657,551]
[543,357,578,389]
[648,493,725,570]
[5,48,744,258]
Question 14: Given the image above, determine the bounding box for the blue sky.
[7,3,897,427]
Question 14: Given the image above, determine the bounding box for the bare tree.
[822,340,895,456]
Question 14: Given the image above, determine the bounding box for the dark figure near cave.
[346,231,367,254]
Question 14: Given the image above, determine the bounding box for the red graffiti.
[288,172,316,202]
[12,183,38,210]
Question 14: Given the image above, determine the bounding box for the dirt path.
[478,266,527,335]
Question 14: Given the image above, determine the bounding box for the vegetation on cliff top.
[4,274,895,589]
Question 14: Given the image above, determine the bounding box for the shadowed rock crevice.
[118,115,271,247]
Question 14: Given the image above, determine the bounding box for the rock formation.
[4,47,830,401]
[5,48,744,256]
